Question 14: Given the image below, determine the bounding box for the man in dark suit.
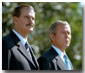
[38,20,73,70]
[2,5,39,70]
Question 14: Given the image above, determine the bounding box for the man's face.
[51,24,71,51]
[14,7,35,34]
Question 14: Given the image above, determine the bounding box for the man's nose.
[29,18,34,24]
[65,33,69,38]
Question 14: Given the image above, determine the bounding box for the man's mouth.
[26,24,34,27]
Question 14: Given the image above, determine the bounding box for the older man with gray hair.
[38,20,73,70]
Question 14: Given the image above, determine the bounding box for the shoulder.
[3,32,12,43]
[38,49,53,62]
[2,31,18,50]
[37,48,57,70]
[38,47,58,62]
[40,50,50,58]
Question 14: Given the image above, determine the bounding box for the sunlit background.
[2,2,82,70]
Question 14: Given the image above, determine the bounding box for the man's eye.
[32,17,35,20]
[68,32,71,35]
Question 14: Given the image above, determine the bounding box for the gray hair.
[49,20,70,35]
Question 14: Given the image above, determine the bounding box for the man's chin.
[28,28,34,31]
[65,44,70,48]
[28,29,33,33]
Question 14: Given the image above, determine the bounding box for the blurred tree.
[2,2,82,70]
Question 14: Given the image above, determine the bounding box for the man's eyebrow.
[25,15,35,19]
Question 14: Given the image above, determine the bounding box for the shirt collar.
[52,45,65,61]
[12,29,27,46]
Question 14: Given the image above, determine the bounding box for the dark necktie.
[25,42,32,60]
[25,43,39,69]
[63,55,71,70]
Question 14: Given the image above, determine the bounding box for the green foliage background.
[2,2,82,70]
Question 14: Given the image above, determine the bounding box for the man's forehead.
[57,24,71,31]
[21,7,34,12]
[64,24,71,32]
[58,24,70,28]
[21,8,35,16]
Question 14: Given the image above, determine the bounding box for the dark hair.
[49,20,70,35]
[13,5,34,17]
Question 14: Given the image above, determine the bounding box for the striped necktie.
[25,42,32,60]
[63,55,71,70]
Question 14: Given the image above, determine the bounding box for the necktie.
[25,42,32,60]
[25,43,38,68]
[63,55,71,70]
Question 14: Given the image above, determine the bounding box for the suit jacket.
[38,47,73,70]
[2,31,39,70]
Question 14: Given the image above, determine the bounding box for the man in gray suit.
[2,5,39,70]
[38,20,73,70]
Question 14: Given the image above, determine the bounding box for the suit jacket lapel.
[30,47,39,68]
[55,56,67,70]
[17,41,36,67]
[49,47,67,70]
[10,31,36,67]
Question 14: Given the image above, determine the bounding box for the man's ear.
[13,17,18,25]
[50,33,55,41]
